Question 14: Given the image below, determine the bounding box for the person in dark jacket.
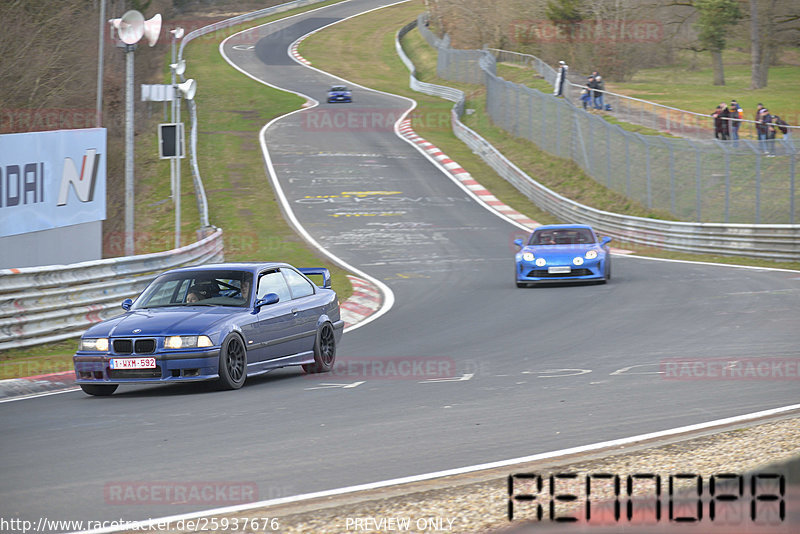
[760,108,776,156]
[754,103,765,139]
[711,102,730,140]
[729,99,742,143]
[592,75,605,110]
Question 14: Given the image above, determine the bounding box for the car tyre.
[602,259,611,283]
[218,333,247,390]
[303,322,336,374]
[80,384,118,396]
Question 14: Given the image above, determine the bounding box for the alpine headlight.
[522,252,535,262]
[585,250,598,260]
[535,257,547,267]
[165,335,213,349]
[573,256,585,266]
[80,338,109,351]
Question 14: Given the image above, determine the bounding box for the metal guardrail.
[0,229,224,350]
[399,18,800,261]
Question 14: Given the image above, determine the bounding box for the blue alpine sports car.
[327,85,352,103]
[73,263,343,396]
[514,224,612,287]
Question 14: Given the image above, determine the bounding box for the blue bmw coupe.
[514,224,612,287]
[73,263,343,396]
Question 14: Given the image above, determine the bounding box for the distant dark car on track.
[327,85,352,103]
[73,263,343,396]
[514,224,612,287]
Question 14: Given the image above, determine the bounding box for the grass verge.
[0,0,354,381]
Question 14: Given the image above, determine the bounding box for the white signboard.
[0,128,106,237]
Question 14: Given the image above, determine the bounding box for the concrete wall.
[0,221,102,269]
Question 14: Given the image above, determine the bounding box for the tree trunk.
[711,49,725,85]
[749,0,764,89]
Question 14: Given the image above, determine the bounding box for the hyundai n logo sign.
[0,128,106,239]
[57,149,101,206]
[0,162,45,207]
[0,149,101,208]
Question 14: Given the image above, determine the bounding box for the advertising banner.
[0,128,106,237]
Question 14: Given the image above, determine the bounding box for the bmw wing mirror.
[514,238,523,248]
[121,298,133,311]
[253,293,280,313]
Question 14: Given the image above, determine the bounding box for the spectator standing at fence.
[580,77,592,110]
[760,108,777,156]
[729,99,743,143]
[754,103,765,138]
[711,102,730,140]
[586,75,598,109]
[554,60,568,97]
[593,75,605,110]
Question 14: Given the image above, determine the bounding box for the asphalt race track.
[1,0,799,530]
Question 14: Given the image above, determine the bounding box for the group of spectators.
[580,71,606,111]
[553,62,607,111]
[711,100,790,155]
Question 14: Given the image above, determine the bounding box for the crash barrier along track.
[399,16,800,260]
[0,229,224,350]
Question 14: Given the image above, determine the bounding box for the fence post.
[755,153,761,224]
[625,134,631,197]
[669,142,676,215]
[606,120,612,188]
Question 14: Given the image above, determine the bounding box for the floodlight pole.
[170,33,177,208]
[170,29,184,250]
[124,43,137,256]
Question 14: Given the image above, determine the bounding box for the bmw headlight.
[535,257,547,267]
[164,335,213,349]
[522,252,535,262]
[80,338,109,351]
[585,250,598,260]
[573,257,584,266]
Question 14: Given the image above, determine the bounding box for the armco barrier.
[0,228,224,350]
[398,17,800,261]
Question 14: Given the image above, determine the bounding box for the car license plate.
[110,357,156,369]
[548,266,571,274]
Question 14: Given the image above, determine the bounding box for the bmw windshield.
[132,270,253,309]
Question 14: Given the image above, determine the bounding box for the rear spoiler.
[298,268,331,288]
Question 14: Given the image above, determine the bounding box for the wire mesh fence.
[419,17,799,224]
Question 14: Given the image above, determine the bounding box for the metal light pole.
[109,10,161,256]
[124,42,136,256]
[170,28,184,249]
[172,78,197,249]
